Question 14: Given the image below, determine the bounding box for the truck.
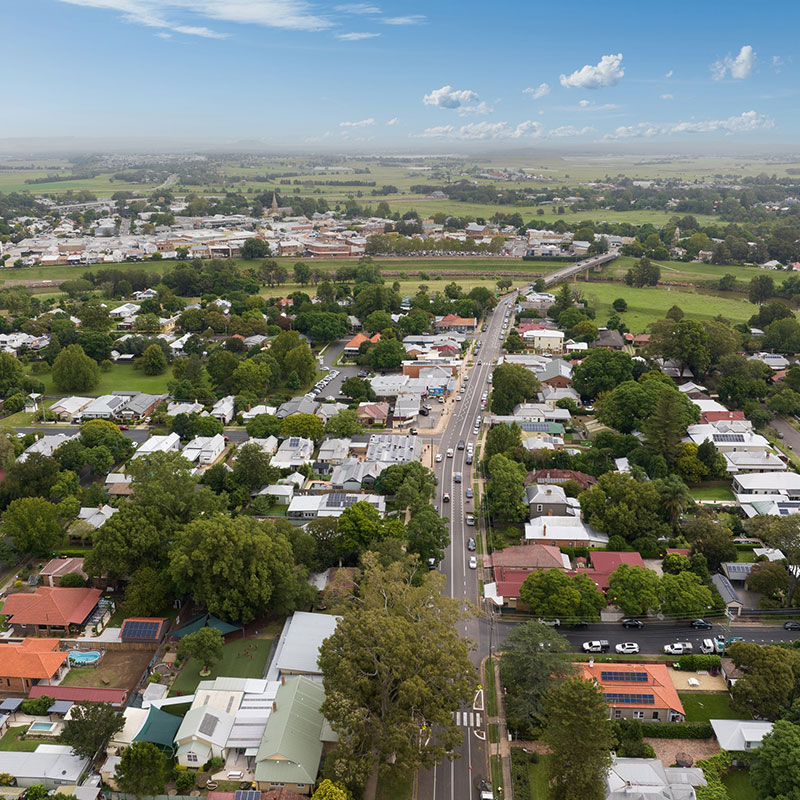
[581,640,610,653]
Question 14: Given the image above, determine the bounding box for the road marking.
[453,711,482,728]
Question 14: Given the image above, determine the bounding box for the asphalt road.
[417,292,515,800]
[771,416,800,454]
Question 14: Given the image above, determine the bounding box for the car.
[664,642,693,655]
[118,425,129,430]
[581,640,610,653]
[691,619,713,629]
[621,618,644,629]
[468,537,476,550]
[435,453,443,463]
[700,638,716,654]
[326,395,336,402]
[571,620,589,629]
[784,621,800,631]
[419,407,429,416]
[466,514,475,525]
[357,370,368,378]
[466,455,473,465]
[410,428,418,435]
[456,395,462,401]
[460,386,466,393]
[473,428,480,436]
[726,636,745,646]
[615,642,640,655]
[443,492,450,502]
[458,440,465,450]
[454,472,462,483]
[428,557,437,570]
[437,396,444,404]
[538,618,561,628]
[469,556,477,570]
[447,448,454,458]
[466,488,474,499]
[477,359,482,365]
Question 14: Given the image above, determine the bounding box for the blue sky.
[6,0,799,149]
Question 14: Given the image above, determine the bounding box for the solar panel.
[198,713,219,737]
[713,433,745,443]
[604,693,655,705]
[234,791,261,800]
[522,422,550,432]
[601,671,648,683]
[122,619,161,640]
[726,563,752,574]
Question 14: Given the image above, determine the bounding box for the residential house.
[725,451,788,473]
[733,471,800,498]
[2,587,102,636]
[537,358,573,388]
[242,404,278,421]
[132,288,159,301]
[118,392,166,420]
[526,469,597,491]
[606,757,706,800]
[79,394,130,420]
[315,402,348,423]
[710,719,773,751]
[211,395,236,425]
[540,384,581,406]
[75,504,118,531]
[167,400,204,416]
[356,401,390,426]
[271,437,315,469]
[402,358,460,378]
[525,484,580,517]
[657,358,694,381]
[256,484,295,505]
[49,396,92,422]
[343,331,380,357]
[39,557,88,587]
[254,677,336,795]
[287,492,385,520]
[109,302,141,319]
[712,574,744,616]
[577,551,646,592]
[0,745,89,789]
[434,314,477,334]
[577,662,685,722]
[104,472,133,496]
[529,329,565,352]
[18,433,78,462]
[329,459,385,491]
[175,704,236,768]
[132,432,181,459]
[483,544,570,609]
[524,516,609,548]
[182,434,226,465]
[247,436,279,456]
[749,352,790,371]
[169,332,193,356]
[592,329,625,350]
[267,611,339,681]
[276,397,319,419]
[0,639,70,692]
[317,438,351,467]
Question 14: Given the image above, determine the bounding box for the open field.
[678,692,741,722]
[61,648,155,689]
[604,257,792,286]
[26,361,174,398]
[579,281,755,332]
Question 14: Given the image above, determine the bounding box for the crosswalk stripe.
[453,711,482,728]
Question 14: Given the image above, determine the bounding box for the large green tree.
[0,351,23,395]
[644,387,693,464]
[60,701,123,760]
[484,422,522,460]
[658,571,714,618]
[335,501,404,561]
[607,565,661,616]
[405,507,449,565]
[486,453,527,523]
[728,642,800,720]
[3,497,63,555]
[684,516,737,569]
[178,626,225,675]
[114,741,170,799]
[52,344,100,392]
[318,557,475,793]
[325,409,364,438]
[519,569,606,622]
[543,678,614,800]
[572,349,633,400]
[751,719,800,800]
[141,344,167,375]
[490,364,540,415]
[746,516,800,606]
[280,412,324,441]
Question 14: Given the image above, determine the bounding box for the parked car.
[571,620,589,629]
[700,639,716,654]
[466,454,473,465]
[664,642,693,655]
[469,556,477,570]
[784,621,800,631]
[538,618,561,628]
[582,640,610,653]
[456,394,462,401]
[443,492,450,503]
[458,440,465,450]
[615,642,640,655]
[691,619,713,629]
[466,488,474,499]
[454,472,462,483]
[466,514,475,525]
[410,428,418,435]
[622,618,644,629]
[467,537,476,551]
[436,453,443,462]
[427,557,437,570]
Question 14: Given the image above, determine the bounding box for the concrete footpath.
[482,655,514,798]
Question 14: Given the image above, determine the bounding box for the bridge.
[542,251,618,287]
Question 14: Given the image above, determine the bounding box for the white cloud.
[339,118,375,127]
[386,117,398,126]
[423,85,480,110]
[548,125,594,138]
[335,3,381,12]
[773,55,784,73]
[457,100,492,116]
[560,53,624,89]
[579,99,590,107]
[416,120,542,140]
[523,83,550,100]
[383,14,425,24]
[336,31,379,40]
[665,69,673,78]
[155,30,171,38]
[660,93,674,100]
[55,0,333,36]
[604,110,773,139]
[711,45,756,80]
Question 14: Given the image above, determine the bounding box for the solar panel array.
[713,433,745,443]
[726,563,752,575]
[326,493,359,509]
[121,619,162,640]
[198,713,219,737]
[234,791,261,800]
[601,671,649,683]
[521,422,551,432]
[604,693,655,705]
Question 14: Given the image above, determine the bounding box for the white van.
[700,639,715,655]
[446,448,454,458]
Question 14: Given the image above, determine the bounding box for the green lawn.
[0,725,42,752]
[604,257,791,287]
[375,769,414,800]
[484,657,499,717]
[28,361,174,398]
[678,692,741,722]
[691,485,735,502]
[528,753,551,800]
[490,755,504,797]
[723,769,757,800]
[169,635,273,696]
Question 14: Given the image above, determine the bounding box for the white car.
[615,642,640,655]
[469,556,477,569]
[447,448,454,458]
[456,395,462,401]
[664,642,693,655]
[435,453,443,462]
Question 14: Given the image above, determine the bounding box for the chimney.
[589,658,594,667]
[281,675,285,686]
[542,524,546,537]
[272,701,277,711]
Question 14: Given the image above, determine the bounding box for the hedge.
[638,721,713,739]
[677,654,722,671]
[511,749,539,798]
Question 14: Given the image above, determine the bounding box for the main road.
[417,290,516,800]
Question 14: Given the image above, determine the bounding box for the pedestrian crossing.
[454,710,483,728]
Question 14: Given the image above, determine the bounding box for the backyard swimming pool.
[28,721,58,733]
[69,650,101,665]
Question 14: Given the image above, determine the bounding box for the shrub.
[638,721,713,739]
[203,756,224,772]
[20,695,54,716]
[59,572,86,588]
[175,772,195,792]
[695,751,732,800]
[511,749,539,798]
[677,654,722,671]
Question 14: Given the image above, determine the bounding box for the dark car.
[457,439,465,450]
[784,621,800,631]
[691,619,713,629]
[622,618,644,629]
[357,370,367,378]
[572,620,589,629]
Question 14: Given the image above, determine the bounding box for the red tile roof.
[29,684,128,705]
[576,662,684,714]
[576,551,645,591]
[700,411,746,423]
[489,544,567,571]
[2,587,102,627]
[0,639,68,680]
[435,314,476,328]
[344,331,381,349]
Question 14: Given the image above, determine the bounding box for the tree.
[486,453,527,523]
[499,622,574,736]
[363,310,392,332]
[178,626,224,675]
[764,318,800,354]
[662,553,691,575]
[657,474,692,525]
[231,442,277,491]
[80,418,133,461]
[170,514,312,623]
[59,572,86,587]
[519,570,606,622]
[231,359,271,395]
[0,351,23,395]
[60,701,123,760]
[644,387,692,464]
[573,349,633,400]
[341,376,375,402]
[746,561,789,606]
[745,516,800,606]
[684,517,737,569]
[749,274,775,305]
[335,501,403,560]
[280,412,324,441]
[114,741,170,799]
[246,413,281,438]
[607,565,661,616]
[751,719,800,799]
[405,507,449,564]
[728,642,800,720]
[121,566,170,617]
[141,343,167,375]
[3,497,63,555]
[325,409,364,438]
[318,557,475,792]
[240,237,271,259]
[484,422,522,460]
[294,261,311,285]
[648,318,710,378]
[284,343,316,385]
[77,331,114,362]
[490,364,540,415]
[624,256,660,287]
[52,344,100,392]
[612,298,628,312]
[659,571,714,618]
[544,678,614,800]
[368,338,406,370]
[311,780,353,800]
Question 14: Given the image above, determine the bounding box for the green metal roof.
[134,705,181,749]
[254,677,331,786]
[172,613,242,638]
